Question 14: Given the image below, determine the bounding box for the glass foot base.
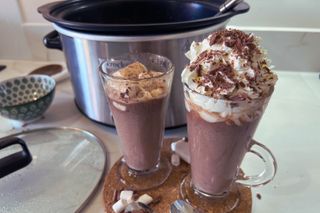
[117,157,172,190]
[180,174,240,213]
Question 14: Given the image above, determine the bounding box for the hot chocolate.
[100,53,174,190]
[186,107,261,194]
[181,29,277,195]
[106,61,171,171]
[109,97,167,171]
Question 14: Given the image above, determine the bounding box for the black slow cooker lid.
[38,0,249,35]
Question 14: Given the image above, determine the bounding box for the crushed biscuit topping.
[107,62,169,103]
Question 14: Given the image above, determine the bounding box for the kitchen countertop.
[0,60,319,213]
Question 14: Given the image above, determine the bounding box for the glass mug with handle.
[180,84,277,212]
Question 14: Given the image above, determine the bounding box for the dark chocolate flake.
[239,82,246,88]
[230,102,239,108]
[150,196,162,206]
[225,39,236,47]
[256,193,262,200]
[190,29,274,100]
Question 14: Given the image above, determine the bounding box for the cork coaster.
[103,138,252,213]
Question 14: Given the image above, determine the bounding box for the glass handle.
[236,140,277,187]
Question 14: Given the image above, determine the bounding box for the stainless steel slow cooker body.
[53,23,227,127]
[39,0,249,127]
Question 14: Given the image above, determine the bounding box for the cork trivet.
[103,138,252,213]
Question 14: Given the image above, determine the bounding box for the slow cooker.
[38,0,249,128]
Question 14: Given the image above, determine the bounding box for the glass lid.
[0,127,107,213]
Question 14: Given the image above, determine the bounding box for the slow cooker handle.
[43,30,63,50]
[0,137,32,179]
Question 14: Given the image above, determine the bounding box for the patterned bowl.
[0,75,56,121]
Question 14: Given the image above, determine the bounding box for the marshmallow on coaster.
[171,139,190,164]
[136,194,153,205]
[171,153,181,166]
[120,190,134,203]
[112,190,134,213]
[112,199,127,213]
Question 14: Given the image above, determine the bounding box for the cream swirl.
[182,29,277,124]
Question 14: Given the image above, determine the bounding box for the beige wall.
[19,0,52,23]
[229,0,320,28]
[1,0,320,71]
[0,0,64,61]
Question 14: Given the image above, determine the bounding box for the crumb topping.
[107,62,169,103]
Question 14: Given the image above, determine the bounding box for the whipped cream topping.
[182,29,277,124]
[183,29,277,100]
[106,62,169,109]
[184,91,270,125]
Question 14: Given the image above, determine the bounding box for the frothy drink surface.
[182,29,277,195]
[106,62,170,171]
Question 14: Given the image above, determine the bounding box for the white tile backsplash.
[0,0,31,59]
[18,0,53,23]
[22,23,64,61]
[235,28,320,72]
[230,0,320,29]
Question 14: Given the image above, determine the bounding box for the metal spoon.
[218,0,244,14]
[170,200,197,213]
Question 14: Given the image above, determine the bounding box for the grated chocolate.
[184,29,277,100]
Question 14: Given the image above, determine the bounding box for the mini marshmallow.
[136,194,153,205]
[112,199,127,213]
[120,190,134,202]
[171,153,181,166]
[124,202,142,213]
[112,101,126,111]
[171,140,190,164]
[126,198,134,204]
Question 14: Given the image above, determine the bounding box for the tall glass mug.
[180,84,277,212]
[99,53,174,190]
